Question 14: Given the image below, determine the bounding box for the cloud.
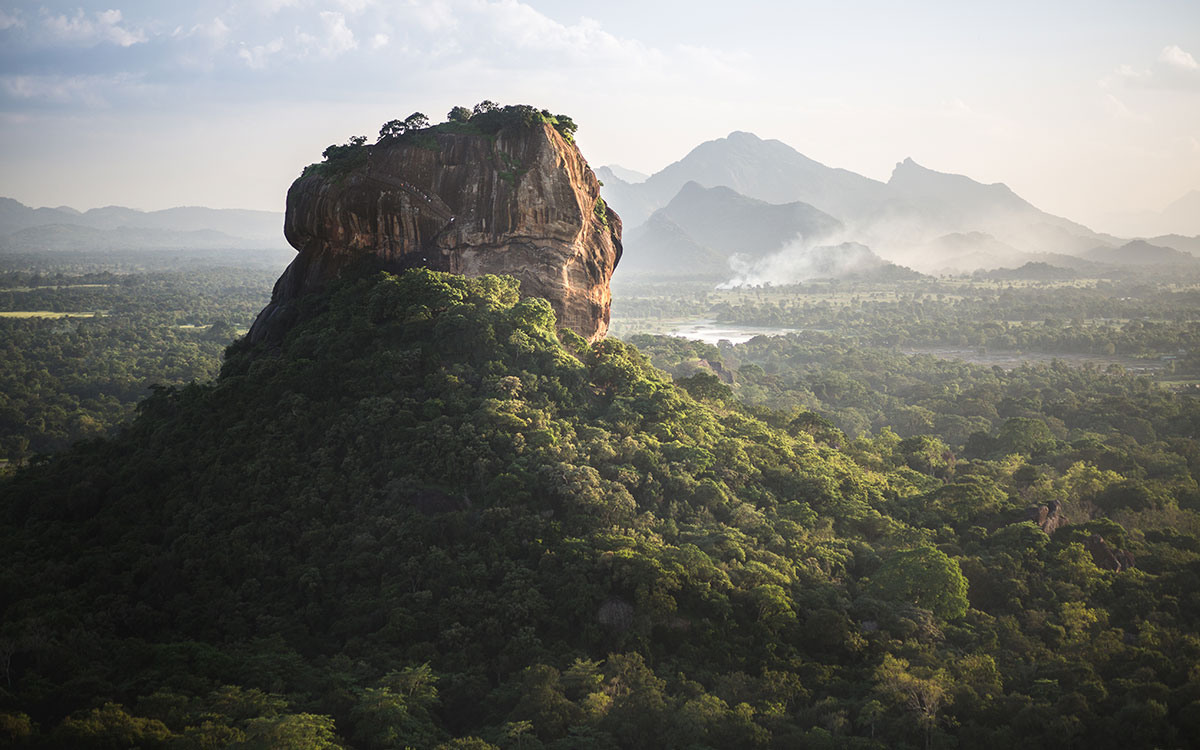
[170,17,232,70]
[404,0,456,33]
[238,38,285,69]
[181,16,231,44]
[1160,44,1198,71]
[0,8,24,30]
[1113,44,1200,91]
[256,0,303,14]
[42,8,148,47]
[1104,93,1149,122]
[370,32,388,49]
[296,10,356,58]
[333,0,373,13]
[0,72,142,106]
[465,3,654,66]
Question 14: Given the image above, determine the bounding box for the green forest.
[1,262,1200,749]
[0,263,280,462]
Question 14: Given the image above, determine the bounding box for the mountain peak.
[596,164,647,184]
[888,158,1020,200]
[890,157,946,181]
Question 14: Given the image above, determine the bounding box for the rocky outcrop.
[1026,499,1068,535]
[248,121,622,344]
[1085,534,1135,572]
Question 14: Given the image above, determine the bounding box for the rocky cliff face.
[248,121,622,343]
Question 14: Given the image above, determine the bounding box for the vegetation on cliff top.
[302,102,579,179]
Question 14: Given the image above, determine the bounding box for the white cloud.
[296,10,356,58]
[370,32,389,49]
[257,0,303,14]
[0,73,141,106]
[1113,44,1200,91]
[238,38,285,69]
[0,8,24,30]
[170,17,232,70]
[404,0,457,33]
[188,16,231,44]
[1104,93,1149,122]
[468,3,652,65]
[42,8,148,47]
[946,98,973,115]
[1160,44,1198,71]
[334,0,373,13]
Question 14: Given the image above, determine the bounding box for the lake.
[667,319,799,345]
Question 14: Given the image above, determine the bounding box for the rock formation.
[1026,498,1068,535]
[248,119,622,344]
[1085,534,1135,572]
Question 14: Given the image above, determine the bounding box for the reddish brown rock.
[248,121,622,344]
[1026,498,1068,535]
[1085,534,1135,572]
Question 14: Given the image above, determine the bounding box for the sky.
[0,0,1197,236]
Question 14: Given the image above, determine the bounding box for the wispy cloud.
[1104,93,1150,122]
[238,38,285,69]
[41,8,147,47]
[0,72,144,106]
[175,16,231,45]
[0,8,24,30]
[332,0,373,13]
[255,0,303,15]
[295,10,356,59]
[1112,44,1200,91]
[1160,44,1198,72]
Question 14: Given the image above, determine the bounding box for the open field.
[0,311,99,318]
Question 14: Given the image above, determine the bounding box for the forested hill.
[2,269,1200,749]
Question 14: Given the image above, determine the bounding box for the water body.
[668,319,799,345]
[662,320,1165,375]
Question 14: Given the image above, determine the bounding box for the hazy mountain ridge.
[976,261,1077,281]
[1148,234,1200,257]
[1104,190,1200,238]
[1085,239,1195,266]
[619,181,851,280]
[0,223,283,253]
[0,197,288,251]
[595,164,648,184]
[621,214,729,277]
[874,158,1116,258]
[600,132,1199,279]
[601,131,888,228]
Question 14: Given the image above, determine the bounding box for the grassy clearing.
[0,311,99,319]
[1,284,113,292]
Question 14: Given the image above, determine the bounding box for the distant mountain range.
[1103,190,1200,238]
[0,198,287,252]
[600,132,1199,281]
[620,182,844,278]
[600,131,888,227]
[5,132,1197,282]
